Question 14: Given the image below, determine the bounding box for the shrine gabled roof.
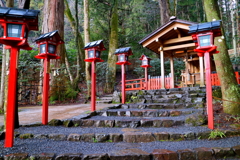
[0,7,39,19]
[84,40,104,49]
[35,30,64,43]
[138,17,197,57]
[114,47,133,55]
[139,17,196,44]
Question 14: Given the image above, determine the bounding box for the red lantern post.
[0,7,40,148]
[35,30,64,125]
[84,40,106,112]
[115,47,133,104]
[140,54,152,90]
[189,20,222,130]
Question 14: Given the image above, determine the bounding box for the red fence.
[211,71,240,86]
[122,71,240,91]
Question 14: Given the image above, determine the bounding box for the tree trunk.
[104,0,118,93]
[84,0,91,97]
[158,0,170,25]
[64,0,85,89]
[18,0,30,8]
[42,0,65,65]
[203,0,240,115]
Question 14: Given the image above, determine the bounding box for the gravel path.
[15,125,212,135]
[1,137,240,156]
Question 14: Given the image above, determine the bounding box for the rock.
[19,133,34,139]
[55,153,82,160]
[185,114,207,126]
[152,149,178,160]
[108,148,150,160]
[194,147,213,160]
[161,119,174,127]
[169,133,183,141]
[232,145,240,157]
[81,133,95,142]
[212,147,235,159]
[141,119,154,127]
[30,153,55,160]
[177,149,195,160]
[131,111,143,117]
[94,120,105,127]
[63,119,74,127]
[34,134,48,139]
[195,131,211,139]
[48,119,63,126]
[122,104,129,109]
[154,132,169,141]
[112,90,121,103]
[184,132,196,140]
[83,153,108,160]
[115,120,140,128]
[104,120,115,127]
[4,153,28,160]
[81,119,95,127]
[123,132,155,143]
[48,134,67,141]
[110,133,123,142]
[67,133,81,141]
[95,133,109,142]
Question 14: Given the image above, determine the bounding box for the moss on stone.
[19,133,33,139]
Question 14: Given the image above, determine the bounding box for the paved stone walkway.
[0,103,113,126]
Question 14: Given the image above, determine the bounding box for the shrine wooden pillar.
[159,47,165,89]
[199,56,205,87]
[170,55,175,88]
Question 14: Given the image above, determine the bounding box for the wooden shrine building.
[139,16,216,88]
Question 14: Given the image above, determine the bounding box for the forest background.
[0,0,239,115]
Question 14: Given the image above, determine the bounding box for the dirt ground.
[0,103,113,126]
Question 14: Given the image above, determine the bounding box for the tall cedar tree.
[203,0,240,114]
[105,0,118,93]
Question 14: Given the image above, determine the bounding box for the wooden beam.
[174,27,181,38]
[164,36,193,45]
[163,43,196,51]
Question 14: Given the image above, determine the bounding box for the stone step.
[96,100,112,104]
[9,126,240,143]
[1,131,240,160]
[97,108,198,117]
[122,102,204,109]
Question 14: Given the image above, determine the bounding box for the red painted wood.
[122,65,126,104]
[42,57,50,125]
[5,47,19,148]
[204,52,214,130]
[91,61,96,111]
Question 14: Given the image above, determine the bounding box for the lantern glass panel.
[48,44,56,54]
[142,60,148,65]
[96,50,101,58]
[40,44,46,53]
[7,24,22,37]
[199,35,211,47]
[88,50,94,58]
[119,55,125,62]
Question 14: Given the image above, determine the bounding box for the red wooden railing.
[211,71,240,86]
[121,72,240,91]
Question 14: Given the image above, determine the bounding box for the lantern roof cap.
[114,47,133,55]
[189,20,221,34]
[139,54,151,60]
[35,30,63,43]
[0,7,39,19]
[84,40,105,49]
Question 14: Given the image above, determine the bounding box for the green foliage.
[208,129,226,140]
[212,88,222,99]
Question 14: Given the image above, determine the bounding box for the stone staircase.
[1,87,240,159]
[96,94,113,104]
